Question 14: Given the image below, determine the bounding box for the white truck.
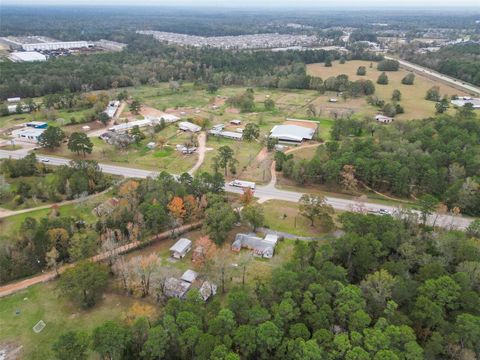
[228,180,256,190]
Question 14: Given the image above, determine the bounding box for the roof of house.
[170,238,192,254]
[178,121,201,132]
[181,269,198,283]
[270,124,315,142]
[232,233,278,257]
[164,277,191,298]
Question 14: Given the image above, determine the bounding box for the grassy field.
[0,282,157,360]
[38,128,198,173]
[307,60,465,120]
[262,199,330,237]
[199,136,263,180]
[0,193,106,239]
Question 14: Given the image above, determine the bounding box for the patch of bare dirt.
[0,341,23,360]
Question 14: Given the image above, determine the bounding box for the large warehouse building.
[269,124,316,143]
[9,51,47,62]
[22,41,92,51]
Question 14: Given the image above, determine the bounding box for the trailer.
[228,180,256,189]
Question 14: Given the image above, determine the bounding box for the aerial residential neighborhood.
[0,3,479,360]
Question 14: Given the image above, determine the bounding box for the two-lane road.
[0,150,475,230]
[384,55,480,96]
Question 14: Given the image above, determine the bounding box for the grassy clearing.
[199,136,263,180]
[0,194,106,239]
[307,60,465,120]
[262,199,329,237]
[0,282,156,360]
[38,129,198,174]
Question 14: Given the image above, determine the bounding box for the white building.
[145,113,180,123]
[269,124,315,143]
[9,51,47,62]
[451,97,480,109]
[169,238,192,259]
[178,121,201,133]
[209,129,243,140]
[93,39,127,52]
[22,41,92,51]
[375,114,394,124]
[181,269,198,283]
[105,101,120,118]
[11,128,45,143]
[7,97,21,103]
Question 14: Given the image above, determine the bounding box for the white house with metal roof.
[232,233,279,258]
[269,124,315,143]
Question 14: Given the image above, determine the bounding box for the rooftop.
[270,124,315,142]
[170,238,192,253]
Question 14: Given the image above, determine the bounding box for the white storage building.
[178,121,201,133]
[22,41,92,51]
[9,51,47,62]
[169,238,192,259]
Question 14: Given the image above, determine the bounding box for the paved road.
[0,150,474,230]
[385,56,480,96]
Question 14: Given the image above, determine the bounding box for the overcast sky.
[4,0,480,8]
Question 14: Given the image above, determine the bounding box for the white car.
[378,209,391,216]
[40,158,50,163]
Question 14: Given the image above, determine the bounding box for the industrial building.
[269,124,315,143]
[9,51,47,62]
[11,128,45,143]
[94,39,127,52]
[22,41,92,51]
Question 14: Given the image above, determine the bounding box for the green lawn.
[0,282,155,360]
[0,194,105,239]
[38,129,198,174]
[199,137,263,179]
[262,199,330,237]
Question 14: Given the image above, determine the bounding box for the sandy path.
[188,132,207,175]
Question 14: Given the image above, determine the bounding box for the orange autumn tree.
[192,236,217,266]
[184,194,199,222]
[240,187,254,205]
[168,196,186,223]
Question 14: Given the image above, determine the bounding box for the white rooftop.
[270,125,315,142]
[181,269,198,283]
[9,51,47,62]
[170,238,192,253]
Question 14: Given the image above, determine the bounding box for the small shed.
[164,278,191,299]
[375,114,394,124]
[146,142,156,149]
[169,238,192,259]
[230,119,242,125]
[199,281,217,301]
[181,269,198,283]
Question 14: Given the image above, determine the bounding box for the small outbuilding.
[181,269,198,283]
[169,238,192,259]
[199,281,217,301]
[375,114,394,124]
[230,119,242,125]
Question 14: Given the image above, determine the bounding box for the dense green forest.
[51,213,480,360]
[278,110,480,216]
[402,43,480,86]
